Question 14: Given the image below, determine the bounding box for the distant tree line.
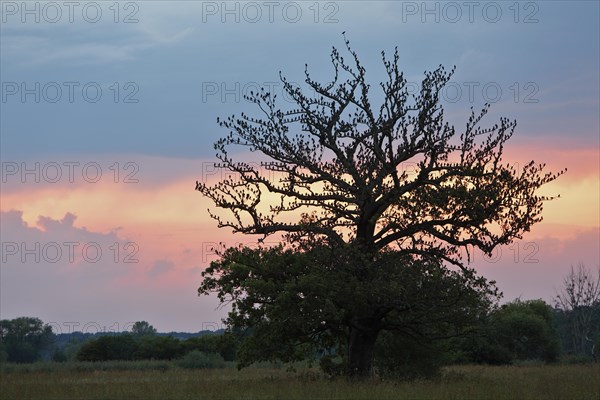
[0,317,53,363]
[0,319,234,365]
[75,327,236,362]
[2,292,598,373]
[1,265,597,377]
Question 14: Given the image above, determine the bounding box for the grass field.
[1,362,598,400]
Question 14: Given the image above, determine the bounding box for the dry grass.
[1,363,597,400]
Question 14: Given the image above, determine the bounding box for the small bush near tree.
[458,299,560,365]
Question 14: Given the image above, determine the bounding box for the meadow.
[1,361,598,400]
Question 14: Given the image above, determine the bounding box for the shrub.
[134,335,183,360]
[456,299,560,365]
[52,350,68,363]
[491,300,560,363]
[183,334,237,361]
[177,350,226,369]
[76,335,138,361]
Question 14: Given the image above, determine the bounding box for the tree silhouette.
[196,37,565,377]
[555,263,600,355]
[0,317,53,363]
[131,321,157,337]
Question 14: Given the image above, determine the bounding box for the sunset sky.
[1,1,598,333]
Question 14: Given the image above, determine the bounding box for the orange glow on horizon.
[1,140,597,273]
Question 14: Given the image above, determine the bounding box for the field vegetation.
[1,361,598,400]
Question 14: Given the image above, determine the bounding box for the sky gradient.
[1,1,599,333]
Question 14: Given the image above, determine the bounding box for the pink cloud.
[0,210,228,332]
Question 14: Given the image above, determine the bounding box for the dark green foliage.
[177,350,226,369]
[216,333,238,362]
[5,342,38,363]
[183,335,220,354]
[56,337,88,362]
[455,331,513,365]
[76,335,137,362]
[183,333,237,361]
[0,343,8,363]
[492,300,560,362]
[74,332,230,363]
[131,321,157,338]
[134,335,183,360]
[200,244,498,376]
[0,317,54,363]
[52,349,68,363]
[458,299,559,365]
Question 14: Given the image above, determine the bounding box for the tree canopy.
[131,321,157,337]
[0,317,54,363]
[200,244,497,376]
[468,299,560,364]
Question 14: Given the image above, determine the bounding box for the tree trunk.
[347,323,379,378]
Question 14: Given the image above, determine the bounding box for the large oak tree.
[196,38,564,376]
